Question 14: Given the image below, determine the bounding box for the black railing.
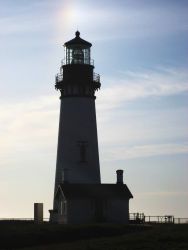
[55,73,63,83]
[174,218,188,224]
[93,73,100,83]
[61,58,94,66]
[0,216,188,224]
[129,213,188,224]
[55,72,100,84]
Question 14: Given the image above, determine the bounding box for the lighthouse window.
[77,141,88,162]
[72,48,84,64]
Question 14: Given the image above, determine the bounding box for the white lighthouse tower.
[49,32,133,224]
[54,31,101,187]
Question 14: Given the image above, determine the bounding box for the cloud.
[1,0,188,218]
[101,143,188,161]
[56,0,188,41]
[0,96,58,167]
[138,191,188,197]
[97,68,188,112]
[0,67,187,167]
[0,1,57,37]
[6,0,185,42]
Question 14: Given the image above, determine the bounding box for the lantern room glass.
[65,47,91,65]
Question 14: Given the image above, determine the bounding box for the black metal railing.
[55,72,100,84]
[93,73,100,83]
[61,58,94,66]
[174,218,188,224]
[1,216,188,224]
[55,73,63,83]
[129,213,188,224]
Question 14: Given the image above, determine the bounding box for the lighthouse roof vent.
[64,31,92,48]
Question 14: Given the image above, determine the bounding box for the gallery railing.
[55,72,100,84]
[61,58,94,66]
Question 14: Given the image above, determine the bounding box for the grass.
[0,221,188,250]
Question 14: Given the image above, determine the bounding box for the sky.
[0,0,188,219]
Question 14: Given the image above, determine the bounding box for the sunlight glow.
[55,1,89,41]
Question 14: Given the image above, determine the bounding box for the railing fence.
[129,213,188,224]
[0,215,187,224]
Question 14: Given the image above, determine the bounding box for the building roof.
[56,183,133,199]
[64,31,92,48]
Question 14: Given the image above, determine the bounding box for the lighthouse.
[54,31,101,186]
[49,32,133,224]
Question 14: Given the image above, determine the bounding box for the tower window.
[77,141,88,162]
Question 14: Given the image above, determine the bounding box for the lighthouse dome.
[64,31,92,48]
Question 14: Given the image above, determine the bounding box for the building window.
[77,141,88,162]
[60,201,63,215]
[64,201,67,214]
[60,200,67,215]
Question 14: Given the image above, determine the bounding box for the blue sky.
[0,0,188,218]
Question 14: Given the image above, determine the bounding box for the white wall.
[106,199,129,223]
[60,198,130,224]
[55,97,101,189]
[67,199,94,224]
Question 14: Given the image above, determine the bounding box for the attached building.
[50,171,133,224]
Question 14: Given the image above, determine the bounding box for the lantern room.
[63,31,93,65]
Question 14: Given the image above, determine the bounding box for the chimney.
[116,169,124,184]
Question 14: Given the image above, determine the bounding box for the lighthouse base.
[49,183,133,224]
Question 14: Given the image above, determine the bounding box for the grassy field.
[0,221,188,250]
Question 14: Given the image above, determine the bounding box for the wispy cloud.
[0,96,58,167]
[97,68,188,111]
[138,191,188,197]
[0,1,57,37]
[101,143,188,161]
[1,0,188,218]
[56,0,188,41]
[0,67,187,168]
[3,1,186,41]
